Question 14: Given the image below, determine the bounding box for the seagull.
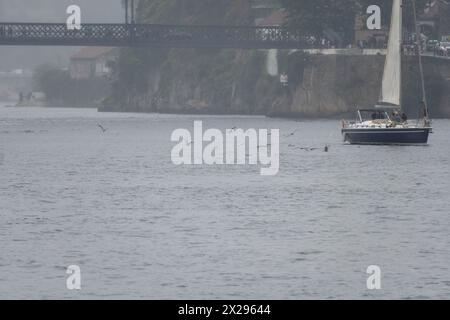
[284,129,298,137]
[299,147,319,151]
[285,132,295,137]
[226,127,238,134]
[97,123,107,133]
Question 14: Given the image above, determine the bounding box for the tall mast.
[412,0,430,121]
[125,0,129,24]
[400,0,403,110]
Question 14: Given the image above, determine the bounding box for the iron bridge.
[0,22,323,49]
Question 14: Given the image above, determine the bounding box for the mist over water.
[0,0,123,22]
[0,104,449,299]
[0,0,123,70]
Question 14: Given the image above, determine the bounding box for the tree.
[280,0,431,41]
[32,64,70,101]
[358,0,430,30]
[279,0,360,41]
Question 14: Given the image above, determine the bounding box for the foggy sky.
[0,0,124,70]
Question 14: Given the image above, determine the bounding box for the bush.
[33,64,110,106]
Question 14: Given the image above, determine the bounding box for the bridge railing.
[0,22,314,48]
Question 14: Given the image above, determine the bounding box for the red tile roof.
[71,47,115,60]
[256,9,287,27]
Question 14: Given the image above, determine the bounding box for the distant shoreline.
[3,102,448,120]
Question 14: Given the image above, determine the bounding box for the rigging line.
[412,0,430,120]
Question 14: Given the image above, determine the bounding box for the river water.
[0,104,449,299]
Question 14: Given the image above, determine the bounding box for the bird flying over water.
[284,129,298,137]
[299,147,319,151]
[97,123,107,133]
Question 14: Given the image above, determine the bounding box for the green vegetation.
[33,64,70,101]
[109,0,262,113]
[136,0,252,25]
[108,0,444,116]
[33,64,110,106]
[280,0,430,41]
[109,0,316,113]
[280,0,360,42]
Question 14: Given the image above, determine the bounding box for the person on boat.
[280,73,290,96]
[392,111,402,123]
[401,112,408,122]
[371,112,377,120]
[280,73,289,88]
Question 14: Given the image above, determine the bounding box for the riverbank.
[102,50,450,119]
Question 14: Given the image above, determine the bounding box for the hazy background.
[0,0,123,70]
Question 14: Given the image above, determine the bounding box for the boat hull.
[342,127,431,145]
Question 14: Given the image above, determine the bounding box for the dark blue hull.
[342,127,431,145]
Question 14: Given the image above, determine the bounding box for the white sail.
[379,0,402,107]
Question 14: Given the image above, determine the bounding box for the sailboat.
[342,0,433,145]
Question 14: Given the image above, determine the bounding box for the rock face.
[270,53,450,118]
[411,56,450,118]
[105,48,450,118]
[278,54,385,117]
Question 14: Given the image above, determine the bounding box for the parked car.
[440,42,450,55]
[426,39,440,51]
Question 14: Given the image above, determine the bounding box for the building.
[354,1,450,46]
[70,47,117,80]
[418,0,450,40]
[354,11,389,48]
[251,0,280,25]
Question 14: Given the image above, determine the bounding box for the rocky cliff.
[269,53,450,118]
[104,48,450,118]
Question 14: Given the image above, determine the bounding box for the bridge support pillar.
[124,0,135,24]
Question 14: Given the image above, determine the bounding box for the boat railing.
[341,120,356,129]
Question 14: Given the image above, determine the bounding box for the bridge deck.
[0,22,317,49]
